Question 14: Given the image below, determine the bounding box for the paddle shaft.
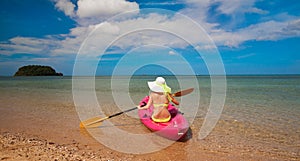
[83,107,137,127]
[108,107,138,118]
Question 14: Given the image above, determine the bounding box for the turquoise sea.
[0,75,299,158]
[1,75,299,130]
[1,75,299,126]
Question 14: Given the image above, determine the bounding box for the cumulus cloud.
[53,0,139,25]
[54,0,76,17]
[213,0,268,15]
[0,37,60,55]
[52,22,121,55]
[175,0,299,47]
[210,18,300,47]
[180,0,212,26]
[284,19,300,35]
[182,0,269,31]
[76,0,139,18]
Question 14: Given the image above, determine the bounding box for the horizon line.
[2,74,300,77]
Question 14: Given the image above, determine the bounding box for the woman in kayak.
[138,77,179,123]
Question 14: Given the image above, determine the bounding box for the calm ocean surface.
[1,75,299,133]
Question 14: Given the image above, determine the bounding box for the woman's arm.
[138,95,152,110]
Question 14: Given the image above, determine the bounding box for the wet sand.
[0,90,299,161]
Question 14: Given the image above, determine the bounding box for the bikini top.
[153,103,169,108]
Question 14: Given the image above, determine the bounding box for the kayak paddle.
[172,88,194,97]
[79,107,138,128]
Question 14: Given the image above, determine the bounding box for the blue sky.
[0,0,299,76]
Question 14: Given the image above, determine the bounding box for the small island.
[14,65,63,76]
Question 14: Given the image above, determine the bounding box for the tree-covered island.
[14,65,63,76]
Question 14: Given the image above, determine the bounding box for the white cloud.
[186,1,297,47]
[211,0,269,34]
[0,37,60,55]
[181,0,268,31]
[246,19,300,40]
[53,0,139,25]
[0,43,41,55]
[54,0,75,17]
[76,0,139,18]
[95,22,120,34]
[168,51,176,55]
[213,0,268,15]
[180,0,213,27]
[195,44,216,50]
[52,22,122,55]
[236,53,256,59]
[210,18,300,47]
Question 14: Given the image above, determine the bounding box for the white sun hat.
[147,77,171,93]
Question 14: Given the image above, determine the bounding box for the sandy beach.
[1,88,299,161]
[1,112,299,161]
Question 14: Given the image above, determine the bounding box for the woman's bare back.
[150,92,170,120]
[150,92,168,104]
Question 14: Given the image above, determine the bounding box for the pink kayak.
[138,96,189,140]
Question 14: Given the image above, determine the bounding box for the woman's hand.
[137,105,147,110]
[137,101,148,110]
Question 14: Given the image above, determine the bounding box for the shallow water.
[1,75,299,129]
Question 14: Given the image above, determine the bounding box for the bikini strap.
[153,103,169,108]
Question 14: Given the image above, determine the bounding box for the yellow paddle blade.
[82,121,104,128]
[79,116,108,128]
